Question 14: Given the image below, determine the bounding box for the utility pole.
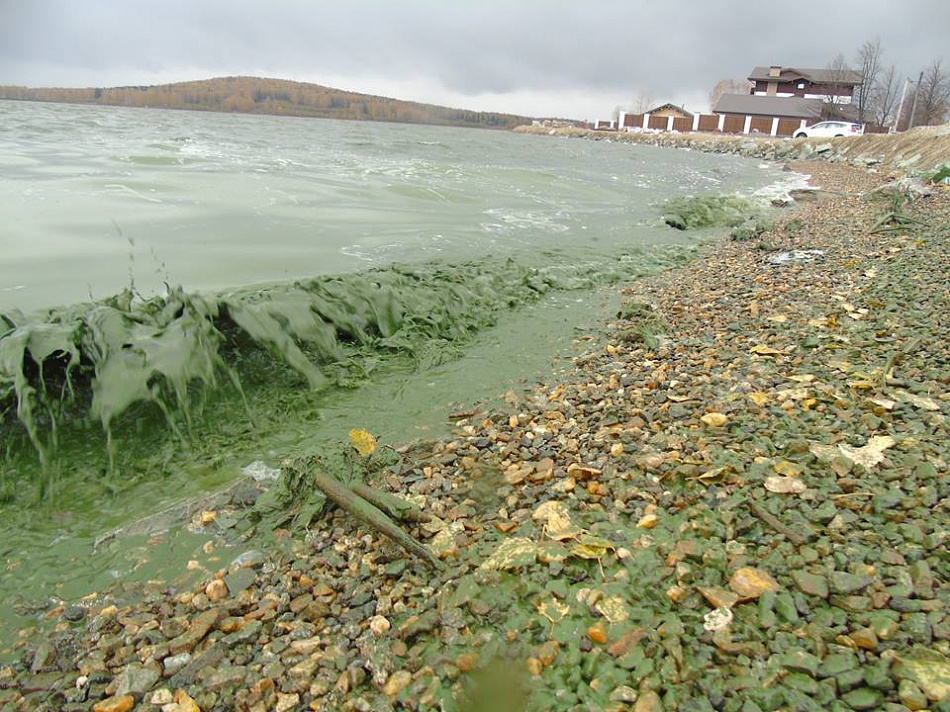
[893,78,911,133]
[908,70,924,130]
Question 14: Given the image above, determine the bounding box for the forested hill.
[0,76,535,129]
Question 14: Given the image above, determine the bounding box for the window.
[798,83,805,89]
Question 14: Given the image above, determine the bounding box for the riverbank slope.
[515,123,950,175]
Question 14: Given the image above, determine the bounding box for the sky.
[1,0,948,121]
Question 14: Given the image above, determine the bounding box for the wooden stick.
[748,501,810,546]
[351,482,431,523]
[312,471,442,570]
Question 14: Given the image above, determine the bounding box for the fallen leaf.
[595,596,630,623]
[767,315,788,324]
[348,428,377,457]
[570,535,615,560]
[764,476,807,494]
[700,412,728,427]
[776,387,809,401]
[750,345,783,356]
[748,391,770,406]
[532,501,582,542]
[480,538,542,571]
[773,461,803,477]
[749,301,760,317]
[787,374,817,383]
[869,396,896,411]
[838,435,896,469]
[538,598,571,623]
[729,568,781,599]
[894,391,940,411]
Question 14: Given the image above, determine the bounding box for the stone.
[898,680,928,711]
[275,692,300,712]
[791,571,829,598]
[383,670,412,697]
[168,608,219,655]
[634,690,663,712]
[841,687,883,710]
[586,622,607,644]
[729,568,780,600]
[829,571,872,595]
[92,695,135,712]
[114,662,160,697]
[780,649,821,677]
[850,627,878,650]
[205,579,229,602]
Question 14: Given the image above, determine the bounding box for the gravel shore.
[2,161,948,712]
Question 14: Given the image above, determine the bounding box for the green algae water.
[0,100,794,644]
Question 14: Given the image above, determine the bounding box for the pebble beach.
[2,149,950,712]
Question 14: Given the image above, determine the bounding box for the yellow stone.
[383,670,412,697]
[587,622,608,645]
[729,567,781,600]
[205,579,229,602]
[93,695,135,712]
[700,412,728,427]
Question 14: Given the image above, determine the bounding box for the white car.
[794,121,864,139]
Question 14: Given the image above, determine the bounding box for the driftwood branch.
[351,482,431,523]
[312,472,442,570]
[748,501,810,546]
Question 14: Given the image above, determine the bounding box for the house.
[748,65,863,105]
[713,94,822,122]
[642,103,692,118]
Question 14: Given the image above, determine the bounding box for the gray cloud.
[1,0,948,119]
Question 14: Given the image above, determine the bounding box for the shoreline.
[514,123,950,176]
[2,158,949,711]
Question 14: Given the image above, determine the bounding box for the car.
[793,121,864,139]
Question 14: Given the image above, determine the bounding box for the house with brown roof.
[748,65,863,105]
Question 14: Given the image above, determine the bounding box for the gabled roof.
[714,94,823,119]
[644,102,693,117]
[748,66,863,86]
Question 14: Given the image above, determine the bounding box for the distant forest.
[0,76,535,130]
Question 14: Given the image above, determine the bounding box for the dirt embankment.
[515,124,950,174]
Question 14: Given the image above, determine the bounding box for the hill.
[0,76,535,130]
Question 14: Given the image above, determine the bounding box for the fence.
[612,111,889,137]
[617,111,810,137]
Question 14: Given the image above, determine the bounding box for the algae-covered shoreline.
[2,140,950,711]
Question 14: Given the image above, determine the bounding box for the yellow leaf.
[767,315,788,324]
[538,598,571,623]
[750,345,783,356]
[348,428,377,456]
[787,374,816,383]
[480,538,542,571]
[570,535,615,560]
[749,301,760,317]
[838,436,895,469]
[748,391,770,407]
[701,412,728,427]
[773,461,803,477]
[595,596,630,623]
[764,476,807,494]
[532,501,583,542]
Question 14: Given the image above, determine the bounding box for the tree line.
[0,76,535,130]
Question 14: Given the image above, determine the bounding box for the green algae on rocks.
[663,194,764,231]
[0,247,694,470]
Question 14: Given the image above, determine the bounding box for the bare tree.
[854,37,883,122]
[823,53,856,118]
[629,90,655,115]
[871,64,901,127]
[709,78,752,112]
[914,58,950,126]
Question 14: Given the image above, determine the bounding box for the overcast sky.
[1,0,948,120]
